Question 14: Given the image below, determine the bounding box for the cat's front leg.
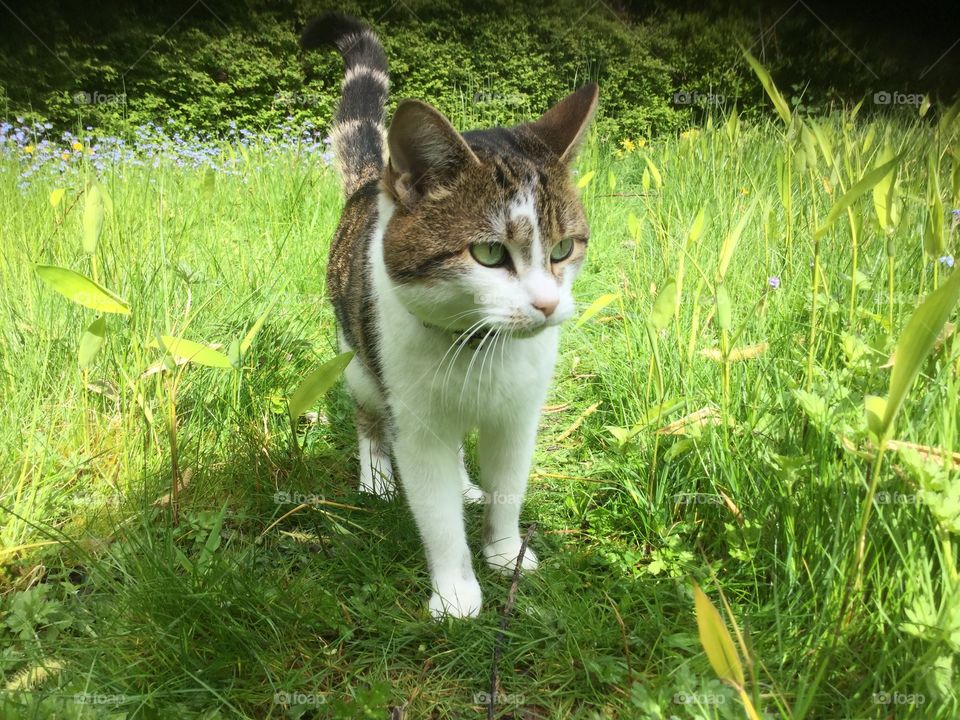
[479,412,540,575]
[393,424,482,618]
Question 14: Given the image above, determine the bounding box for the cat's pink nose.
[532,296,559,317]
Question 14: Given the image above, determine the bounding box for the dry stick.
[488,523,537,720]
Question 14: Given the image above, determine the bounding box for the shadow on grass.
[1,394,695,718]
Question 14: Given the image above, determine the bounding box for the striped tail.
[300,13,389,196]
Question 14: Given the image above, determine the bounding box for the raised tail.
[300,13,388,196]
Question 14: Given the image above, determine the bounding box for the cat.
[300,13,597,619]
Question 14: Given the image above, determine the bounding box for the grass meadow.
[2,91,960,718]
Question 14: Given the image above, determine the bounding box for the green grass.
[1,107,959,719]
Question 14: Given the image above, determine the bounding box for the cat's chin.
[504,325,547,339]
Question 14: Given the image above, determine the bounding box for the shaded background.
[1,0,959,137]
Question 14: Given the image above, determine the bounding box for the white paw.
[429,577,483,619]
[359,452,396,499]
[483,537,539,576]
[462,481,486,504]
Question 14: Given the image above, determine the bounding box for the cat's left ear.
[528,83,599,163]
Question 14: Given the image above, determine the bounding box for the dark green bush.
[1,0,956,138]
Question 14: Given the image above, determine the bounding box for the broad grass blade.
[692,582,745,686]
[576,171,595,189]
[718,199,757,281]
[577,293,618,327]
[35,265,131,314]
[82,184,105,254]
[881,268,960,435]
[240,297,279,356]
[78,316,107,369]
[742,50,792,126]
[872,142,897,233]
[650,279,677,330]
[151,336,232,369]
[815,155,902,238]
[289,351,354,419]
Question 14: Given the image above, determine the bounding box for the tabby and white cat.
[301,13,597,618]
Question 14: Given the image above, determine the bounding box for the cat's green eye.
[470,242,508,268]
[550,237,574,262]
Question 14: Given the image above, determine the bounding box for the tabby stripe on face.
[389,248,466,283]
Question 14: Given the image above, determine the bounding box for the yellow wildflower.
[621,138,636,153]
[739,187,750,196]
[61,152,70,160]
[24,145,35,154]
[72,141,83,152]
[636,137,647,147]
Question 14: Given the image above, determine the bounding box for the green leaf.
[35,265,131,314]
[693,582,745,686]
[239,298,278,357]
[289,351,354,419]
[627,212,641,240]
[576,293,618,327]
[881,268,960,436]
[576,171,595,189]
[650,278,677,330]
[864,395,888,440]
[724,109,740,142]
[715,284,732,331]
[607,169,617,192]
[688,206,707,244]
[48,188,65,208]
[201,166,216,198]
[78,316,107,369]
[861,125,877,154]
[637,396,687,426]
[82,184,105,254]
[808,119,835,168]
[815,154,903,238]
[872,141,898,234]
[228,339,242,370]
[644,157,662,189]
[606,426,632,448]
[718,198,757,281]
[924,148,945,257]
[150,336,232,368]
[743,49,792,125]
[196,503,227,575]
[800,123,818,169]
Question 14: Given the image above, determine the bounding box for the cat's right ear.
[385,100,478,207]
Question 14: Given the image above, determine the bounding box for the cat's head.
[379,84,598,337]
